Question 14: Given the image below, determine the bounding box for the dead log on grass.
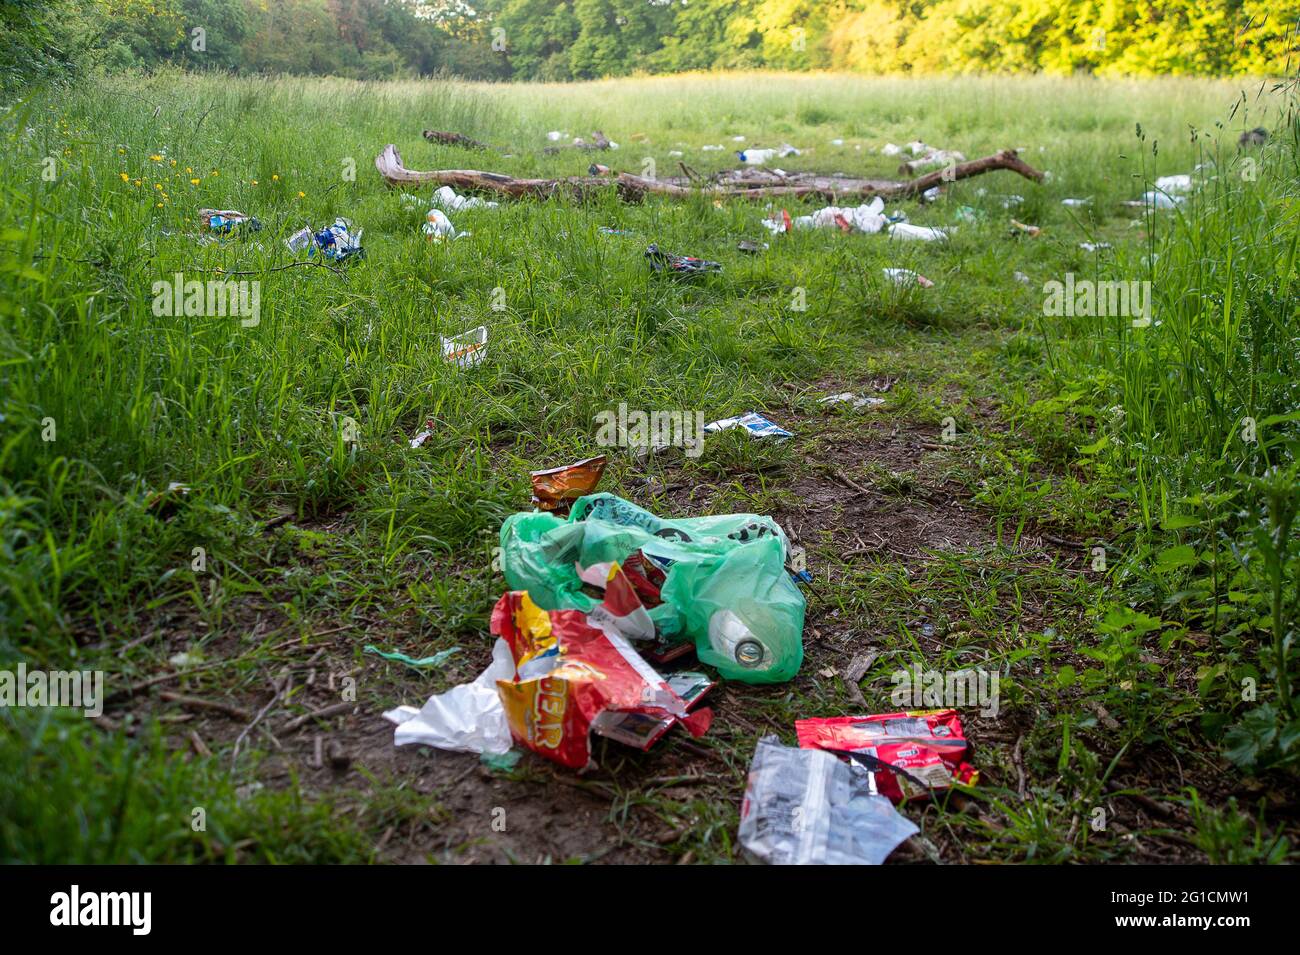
[374,144,1044,203]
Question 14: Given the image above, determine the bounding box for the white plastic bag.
[384,638,514,755]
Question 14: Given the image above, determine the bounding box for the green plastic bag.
[499,493,804,683]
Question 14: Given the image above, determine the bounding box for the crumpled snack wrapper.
[529,455,606,512]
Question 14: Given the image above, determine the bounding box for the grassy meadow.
[1,71,1297,863]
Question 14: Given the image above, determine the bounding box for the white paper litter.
[907,148,966,171]
[441,325,488,367]
[1140,190,1184,209]
[800,197,888,233]
[432,185,499,211]
[422,208,458,240]
[1155,174,1192,194]
[882,268,935,288]
[385,637,515,755]
[738,144,800,165]
[821,392,887,408]
[888,222,950,242]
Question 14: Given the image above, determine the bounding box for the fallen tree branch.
[375,144,1044,203]
[159,691,253,722]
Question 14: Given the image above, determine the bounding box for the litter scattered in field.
[1136,190,1184,209]
[821,392,887,408]
[704,411,793,439]
[882,268,934,288]
[365,645,460,669]
[423,208,463,241]
[200,208,261,238]
[739,736,918,865]
[645,243,722,276]
[440,325,488,366]
[431,184,498,211]
[408,418,436,448]
[300,217,364,261]
[385,638,515,755]
[888,222,950,242]
[797,709,979,802]
[788,197,888,233]
[737,144,800,165]
[529,455,607,512]
[501,493,806,682]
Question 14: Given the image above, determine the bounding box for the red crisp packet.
[620,551,665,606]
[492,566,710,769]
[796,709,977,803]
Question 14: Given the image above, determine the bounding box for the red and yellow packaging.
[796,709,977,802]
[492,575,710,769]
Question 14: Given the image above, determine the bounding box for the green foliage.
[3,0,1296,89]
[0,707,373,863]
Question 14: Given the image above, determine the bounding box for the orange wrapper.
[530,455,606,512]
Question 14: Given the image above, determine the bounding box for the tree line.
[3,0,1297,91]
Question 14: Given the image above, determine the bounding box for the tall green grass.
[1041,78,1300,771]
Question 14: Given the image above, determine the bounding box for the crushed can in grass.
[440,325,488,367]
[492,585,712,769]
[499,492,805,683]
[703,412,792,440]
[739,736,918,865]
[530,455,607,512]
[796,709,978,803]
[645,243,722,276]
